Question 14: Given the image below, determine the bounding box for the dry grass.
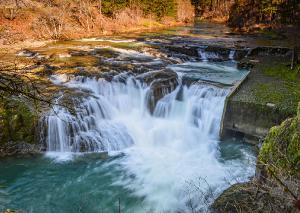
[0,0,194,45]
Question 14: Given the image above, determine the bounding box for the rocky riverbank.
[212,102,300,213]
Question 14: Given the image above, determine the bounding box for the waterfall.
[198,49,208,62]
[198,48,220,62]
[45,74,228,153]
[44,73,245,212]
[229,49,236,61]
[46,75,150,152]
[118,82,230,212]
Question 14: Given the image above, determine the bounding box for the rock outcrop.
[137,69,179,112]
[212,102,300,213]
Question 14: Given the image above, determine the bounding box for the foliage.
[0,59,51,144]
[101,0,176,19]
[190,0,299,27]
[253,63,300,115]
[0,98,38,144]
[228,0,300,28]
[214,103,300,213]
[259,102,300,178]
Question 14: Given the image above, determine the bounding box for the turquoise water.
[0,141,255,213]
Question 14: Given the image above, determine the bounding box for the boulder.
[137,69,179,112]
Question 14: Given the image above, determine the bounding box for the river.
[0,23,256,213]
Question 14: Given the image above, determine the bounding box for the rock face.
[137,69,178,112]
[247,46,291,57]
[212,102,300,213]
[0,99,46,157]
[164,45,199,57]
[163,44,249,61]
[0,141,43,157]
[211,182,297,213]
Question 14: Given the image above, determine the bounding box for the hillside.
[0,0,194,45]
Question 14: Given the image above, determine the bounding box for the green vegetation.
[101,0,176,19]
[263,64,300,82]
[0,98,38,144]
[254,63,300,115]
[213,103,300,213]
[190,0,299,29]
[259,102,300,178]
[228,0,299,28]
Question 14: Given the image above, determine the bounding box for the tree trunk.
[99,0,102,15]
[291,35,299,70]
[291,46,298,70]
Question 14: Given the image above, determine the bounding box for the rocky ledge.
[0,142,44,157]
[137,69,179,112]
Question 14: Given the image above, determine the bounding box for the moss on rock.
[258,102,300,178]
[212,102,300,213]
[0,98,38,144]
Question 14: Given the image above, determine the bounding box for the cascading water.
[47,74,227,154]
[46,74,149,153]
[118,83,231,212]
[198,48,208,62]
[229,50,236,61]
[43,72,254,212]
[0,26,257,213]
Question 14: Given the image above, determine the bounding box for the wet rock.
[91,48,119,58]
[247,46,291,57]
[112,72,134,83]
[211,182,295,213]
[101,70,120,81]
[137,69,178,112]
[0,141,43,157]
[69,50,89,57]
[237,61,254,69]
[41,64,56,75]
[17,49,38,58]
[235,49,249,60]
[204,46,231,60]
[164,45,199,57]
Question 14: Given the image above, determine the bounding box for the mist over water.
[44,71,255,212]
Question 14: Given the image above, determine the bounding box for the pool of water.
[0,140,255,213]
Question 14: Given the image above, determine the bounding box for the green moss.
[263,64,300,82]
[253,63,300,115]
[258,102,300,178]
[0,98,38,144]
[49,55,98,68]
